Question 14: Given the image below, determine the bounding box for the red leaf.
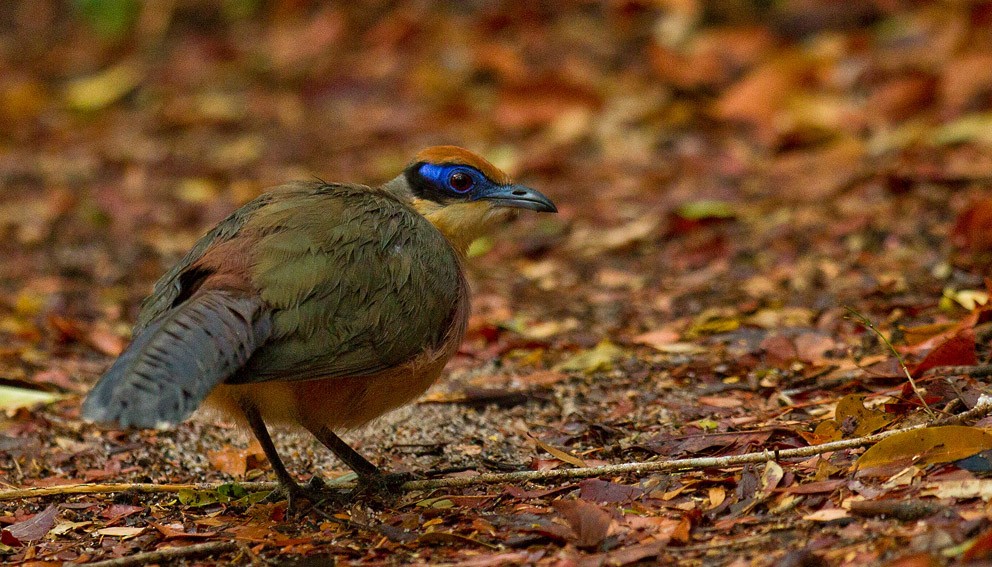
[101,504,144,522]
[952,197,992,253]
[965,526,992,561]
[3,505,58,544]
[911,327,977,377]
[0,530,21,547]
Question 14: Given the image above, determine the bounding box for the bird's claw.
[263,477,344,517]
[352,471,418,503]
[263,471,417,514]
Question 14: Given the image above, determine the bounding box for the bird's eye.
[448,171,474,193]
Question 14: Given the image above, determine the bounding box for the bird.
[82,146,557,508]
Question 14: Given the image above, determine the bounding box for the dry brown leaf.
[921,479,992,501]
[552,499,613,549]
[529,434,587,468]
[836,394,895,438]
[95,526,145,538]
[857,426,992,471]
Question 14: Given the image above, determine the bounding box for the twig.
[3,401,990,502]
[69,541,239,567]
[844,306,933,416]
[923,364,992,378]
[0,482,278,501]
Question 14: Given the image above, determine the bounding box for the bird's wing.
[82,290,272,427]
[134,182,322,332]
[227,184,466,383]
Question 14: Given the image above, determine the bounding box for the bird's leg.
[307,425,415,501]
[239,400,328,512]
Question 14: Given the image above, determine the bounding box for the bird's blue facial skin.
[418,163,494,199]
[412,161,557,213]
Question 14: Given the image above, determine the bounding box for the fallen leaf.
[708,486,727,509]
[575,541,668,567]
[50,521,92,536]
[149,521,218,540]
[0,386,62,413]
[552,499,613,549]
[95,526,145,538]
[931,112,992,146]
[208,443,265,477]
[698,395,743,408]
[802,508,850,522]
[579,479,644,504]
[881,552,943,567]
[794,332,837,364]
[964,527,992,561]
[922,479,992,501]
[555,340,623,374]
[857,426,992,471]
[713,58,799,132]
[632,329,682,350]
[674,199,736,220]
[760,461,784,496]
[836,394,895,437]
[911,327,977,377]
[64,60,144,111]
[529,434,587,468]
[1,505,58,545]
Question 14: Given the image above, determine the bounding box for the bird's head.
[384,146,557,253]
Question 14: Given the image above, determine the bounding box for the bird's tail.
[82,291,272,429]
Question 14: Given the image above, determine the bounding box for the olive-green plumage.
[149,183,465,384]
[82,146,556,507]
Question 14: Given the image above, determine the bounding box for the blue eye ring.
[448,170,475,193]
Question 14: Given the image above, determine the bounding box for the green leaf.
[675,200,736,220]
[217,482,249,500]
[177,489,218,507]
[73,0,141,41]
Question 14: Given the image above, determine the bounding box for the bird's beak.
[476,184,558,213]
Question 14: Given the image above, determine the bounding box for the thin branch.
[4,400,990,503]
[923,364,992,378]
[69,541,240,567]
[844,306,933,416]
[0,482,278,501]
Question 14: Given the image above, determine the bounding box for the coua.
[83,146,557,507]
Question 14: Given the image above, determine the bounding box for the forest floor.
[4,1,992,565]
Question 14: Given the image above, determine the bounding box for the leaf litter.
[6,1,992,566]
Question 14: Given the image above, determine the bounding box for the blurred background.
[3,0,992,383]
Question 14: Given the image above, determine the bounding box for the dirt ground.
[5,1,992,565]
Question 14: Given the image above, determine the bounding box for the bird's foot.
[263,477,345,517]
[352,471,418,504]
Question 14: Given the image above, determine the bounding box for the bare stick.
[923,364,992,378]
[4,400,990,502]
[0,482,278,501]
[68,541,239,567]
